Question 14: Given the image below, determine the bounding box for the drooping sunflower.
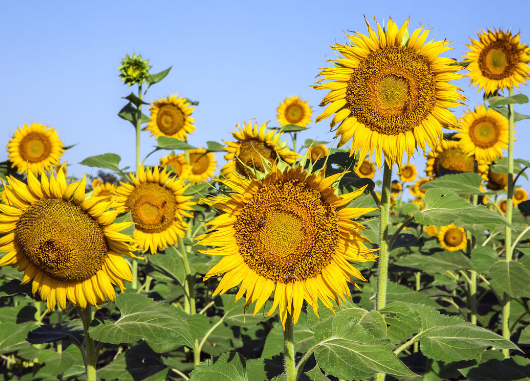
[160,152,190,179]
[7,123,64,175]
[514,188,528,204]
[425,140,488,179]
[306,145,329,162]
[313,17,466,168]
[354,160,376,179]
[424,225,439,237]
[455,105,508,162]
[399,164,417,183]
[486,168,509,190]
[222,121,298,180]
[114,166,195,254]
[0,168,139,311]
[464,28,530,94]
[199,165,378,326]
[182,148,217,184]
[277,96,312,127]
[147,94,196,141]
[437,224,467,251]
[410,178,430,198]
[92,180,118,198]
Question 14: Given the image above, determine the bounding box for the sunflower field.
[1,16,530,381]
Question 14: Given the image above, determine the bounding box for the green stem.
[414,272,420,353]
[502,86,515,358]
[469,190,478,324]
[132,84,143,291]
[291,132,297,153]
[376,161,392,311]
[387,215,414,250]
[512,226,530,248]
[57,309,63,354]
[284,313,296,381]
[77,306,97,381]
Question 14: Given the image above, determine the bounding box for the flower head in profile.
[277,96,312,127]
[118,53,152,87]
[425,140,488,180]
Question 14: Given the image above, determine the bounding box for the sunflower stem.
[468,163,478,325]
[284,313,297,381]
[502,86,515,358]
[132,84,144,291]
[77,306,97,381]
[291,132,297,153]
[376,161,392,311]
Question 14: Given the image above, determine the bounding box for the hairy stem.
[284,313,297,381]
[376,161,392,310]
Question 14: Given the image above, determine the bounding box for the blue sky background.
[2,0,530,194]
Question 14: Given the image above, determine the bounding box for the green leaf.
[519,326,530,345]
[26,320,84,346]
[493,106,530,123]
[396,251,472,272]
[206,141,226,152]
[113,212,135,236]
[34,349,76,379]
[487,261,530,298]
[189,352,248,381]
[472,246,499,273]
[390,233,421,250]
[277,124,307,132]
[419,173,483,195]
[261,312,314,359]
[459,356,530,380]
[491,157,529,175]
[148,246,186,286]
[380,302,422,344]
[302,139,329,149]
[123,92,149,107]
[487,94,529,107]
[403,203,420,215]
[304,365,331,381]
[156,136,197,151]
[146,67,172,86]
[0,322,38,355]
[217,294,274,327]
[518,200,530,215]
[88,293,194,352]
[118,102,137,124]
[363,279,440,309]
[79,153,122,172]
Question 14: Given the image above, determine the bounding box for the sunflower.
[0,168,139,311]
[455,105,508,162]
[486,169,509,190]
[354,160,376,179]
[438,224,467,251]
[147,94,196,141]
[7,123,64,175]
[0,190,8,205]
[424,225,439,237]
[277,96,312,127]
[114,166,195,254]
[160,152,190,179]
[182,148,217,184]
[498,199,508,214]
[514,188,528,204]
[410,178,430,198]
[222,121,298,180]
[399,164,417,183]
[425,140,488,179]
[92,180,117,198]
[391,181,402,194]
[313,17,466,168]
[198,165,378,326]
[306,145,329,162]
[464,28,530,94]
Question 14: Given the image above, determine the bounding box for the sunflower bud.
[118,53,152,87]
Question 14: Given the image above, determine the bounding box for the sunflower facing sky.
[464,28,530,94]
[399,163,417,183]
[199,165,378,326]
[425,140,488,179]
[160,152,190,179]
[313,17,466,168]
[277,96,312,127]
[306,145,329,162]
[0,168,139,311]
[354,160,376,179]
[222,121,298,180]
[438,224,467,252]
[147,94,196,141]
[7,123,64,175]
[114,166,195,254]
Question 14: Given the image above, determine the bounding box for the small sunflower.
[410,178,430,198]
[277,96,312,127]
[455,105,508,162]
[391,181,402,194]
[160,152,190,179]
[424,225,439,237]
[222,121,298,180]
[514,188,528,204]
[306,145,329,162]
[183,148,217,184]
[425,140,488,179]
[147,94,196,141]
[199,165,378,326]
[437,224,467,252]
[313,17,466,168]
[0,168,139,311]
[114,166,195,254]
[354,160,376,179]
[464,28,530,94]
[498,199,508,214]
[7,123,64,175]
[411,197,424,209]
[92,181,117,198]
[486,169,509,190]
[399,164,417,183]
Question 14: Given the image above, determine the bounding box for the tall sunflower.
[222,121,298,180]
[437,224,467,252]
[399,163,417,183]
[0,168,138,311]
[313,17,466,168]
[455,105,508,162]
[306,145,329,162]
[277,96,312,127]
[354,160,376,179]
[114,166,195,254]
[198,166,378,326]
[464,28,530,94]
[425,140,488,179]
[147,94,196,141]
[183,148,217,184]
[7,123,64,175]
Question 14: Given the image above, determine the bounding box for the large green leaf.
[459,356,530,380]
[494,106,530,123]
[206,141,226,152]
[487,261,530,298]
[34,347,77,379]
[304,365,331,380]
[217,294,275,327]
[88,293,194,352]
[148,246,186,286]
[26,320,84,346]
[79,153,123,171]
[419,173,483,195]
[487,94,529,107]
[0,321,38,355]
[395,251,472,272]
[189,352,249,381]
[261,312,314,359]
[362,279,440,309]
[147,67,172,86]
[380,302,422,344]
[472,246,499,273]
[278,124,307,132]
[156,136,197,151]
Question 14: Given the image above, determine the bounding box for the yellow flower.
[313,17,466,168]
[147,94,196,141]
[514,188,528,204]
[391,181,402,194]
[464,28,530,94]
[424,225,439,237]
[399,164,417,183]
[182,149,217,184]
[455,105,508,162]
[7,123,64,175]
[0,168,139,310]
[198,166,378,326]
[499,199,507,214]
[114,166,195,254]
[410,178,430,198]
[486,169,509,190]
[425,140,488,180]
[354,160,376,179]
[437,224,467,252]
[92,181,117,198]
[277,96,312,127]
[222,121,298,180]
[160,152,190,179]
[306,145,329,162]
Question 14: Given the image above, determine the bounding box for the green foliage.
[79,153,125,172]
[487,94,529,107]
[156,136,197,151]
[419,173,483,195]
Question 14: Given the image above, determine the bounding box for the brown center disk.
[444,228,464,247]
[235,139,278,178]
[157,104,185,135]
[478,40,517,80]
[19,133,52,163]
[126,183,177,233]
[285,103,305,124]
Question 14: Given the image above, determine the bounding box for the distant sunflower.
[313,17,466,168]
[114,166,195,254]
[391,181,402,194]
[199,166,378,326]
[438,224,467,251]
[486,169,509,190]
[222,121,298,180]
[355,160,376,179]
[455,105,508,162]
[306,145,329,162]
[7,123,64,175]
[514,188,528,204]
[410,178,430,198]
[464,28,530,94]
[184,148,217,184]
[0,168,138,311]
[147,94,196,141]
[277,96,312,127]
[425,140,488,179]
[424,225,439,237]
[92,181,117,198]
[160,152,190,179]
[498,199,508,214]
[399,164,417,183]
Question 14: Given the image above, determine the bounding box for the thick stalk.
[502,87,515,358]
[376,161,392,310]
[77,306,97,381]
[132,84,143,290]
[284,313,296,381]
[468,173,478,324]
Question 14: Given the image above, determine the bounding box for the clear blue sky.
[2,0,530,191]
